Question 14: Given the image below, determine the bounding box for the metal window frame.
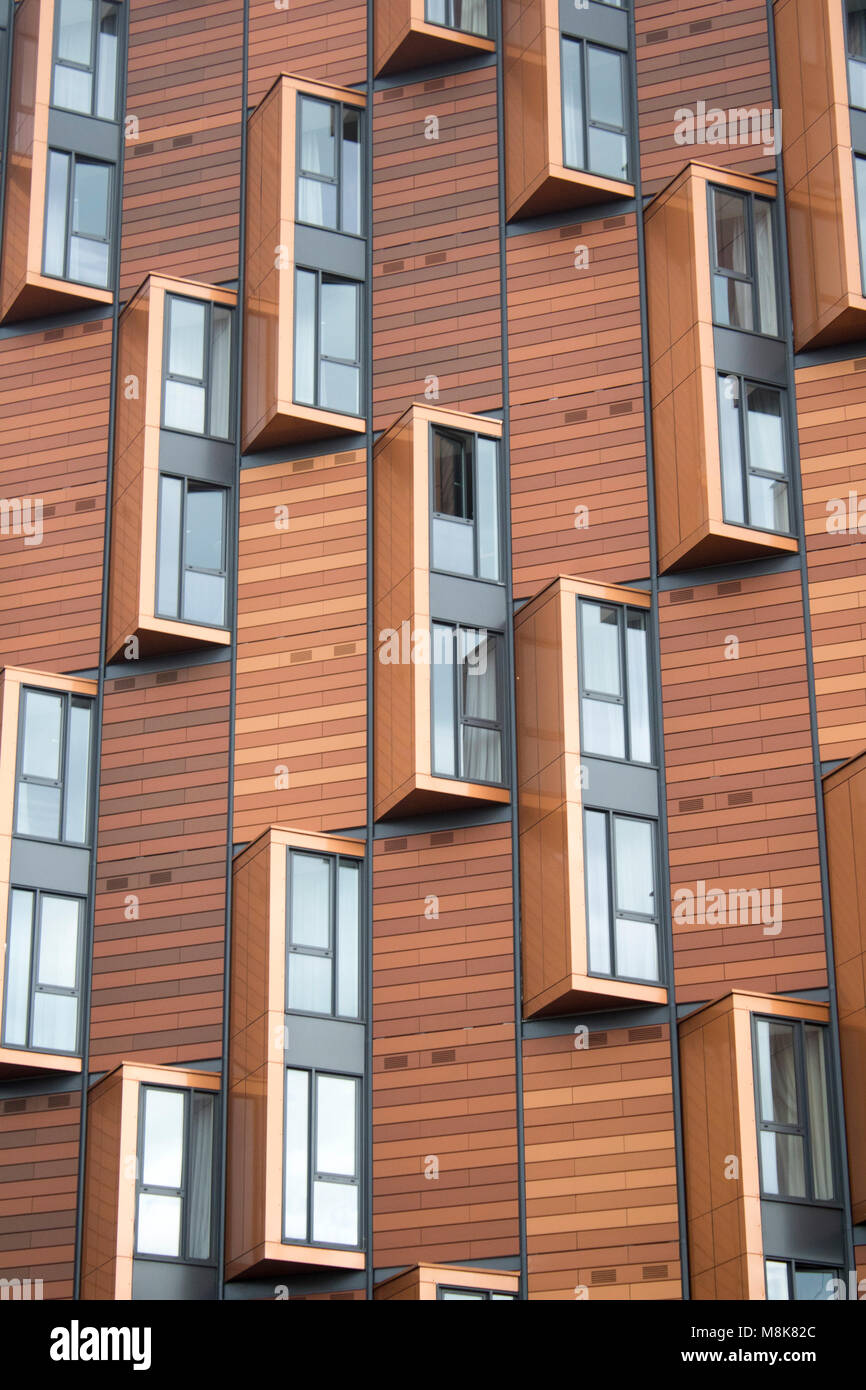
[285,848,363,1022]
[429,424,504,586]
[576,598,655,767]
[295,93,364,238]
[13,686,95,848]
[50,0,121,122]
[423,0,494,39]
[583,807,661,985]
[707,183,781,339]
[154,473,229,629]
[560,34,630,182]
[160,293,235,442]
[751,1013,840,1208]
[430,620,507,787]
[435,1285,516,1300]
[293,266,363,416]
[282,1066,363,1251]
[764,1256,844,1301]
[133,1083,218,1266]
[716,371,793,534]
[43,147,114,287]
[1,886,85,1055]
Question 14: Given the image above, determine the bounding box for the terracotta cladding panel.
[248,0,366,105]
[120,0,243,293]
[0,1092,80,1300]
[659,570,827,1000]
[372,69,502,429]
[522,1026,681,1301]
[0,322,111,670]
[506,217,650,598]
[372,822,519,1266]
[91,663,231,1067]
[635,0,776,194]
[234,451,367,839]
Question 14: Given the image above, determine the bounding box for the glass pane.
[209,307,232,438]
[313,1180,358,1246]
[320,360,360,415]
[587,45,624,129]
[849,0,866,58]
[290,853,330,949]
[754,199,778,335]
[712,274,753,332]
[580,603,621,696]
[561,39,584,171]
[68,234,109,288]
[167,297,206,381]
[613,817,654,916]
[615,917,659,981]
[580,697,625,759]
[287,953,332,1014]
[433,432,470,518]
[163,380,206,434]
[857,157,866,291]
[461,629,498,721]
[185,484,225,572]
[755,1019,798,1125]
[72,160,110,237]
[462,725,502,783]
[441,1289,485,1299]
[57,0,94,64]
[182,570,226,627]
[626,611,652,763]
[320,278,358,361]
[96,3,118,120]
[64,699,93,843]
[316,1075,357,1176]
[717,377,745,524]
[746,384,785,474]
[747,474,789,532]
[793,1267,840,1301]
[588,127,628,181]
[476,437,500,581]
[21,689,63,780]
[426,0,447,21]
[760,1129,807,1198]
[299,97,336,178]
[432,517,474,576]
[336,863,360,1019]
[341,108,362,235]
[187,1092,214,1261]
[455,0,489,36]
[851,53,866,111]
[37,895,79,989]
[432,624,456,776]
[31,992,78,1052]
[765,1260,789,1300]
[297,176,337,231]
[16,783,62,840]
[3,891,34,1046]
[54,65,93,115]
[141,1087,185,1188]
[804,1025,834,1200]
[156,475,182,618]
[137,1193,182,1258]
[584,811,611,975]
[284,1070,309,1241]
[712,188,749,274]
[43,151,70,278]
[293,269,317,405]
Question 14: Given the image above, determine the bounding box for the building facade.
[0,0,865,1303]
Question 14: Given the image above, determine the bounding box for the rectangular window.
[717,374,791,533]
[135,1085,216,1262]
[431,623,504,785]
[284,1069,361,1248]
[709,186,779,337]
[765,1259,842,1301]
[754,1017,835,1203]
[2,889,83,1053]
[577,600,652,763]
[42,150,113,288]
[293,269,362,416]
[52,0,120,121]
[584,810,659,983]
[286,850,361,1020]
[296,96,362,236]
[847,0,866,110]
[561,37,629,182]
[155,476,228,629]
[162,294,233,440]
[855,154,866,294]
[438,1287,517,1300]
[431,428,501,582]
[425,0,490,37]
[14,688,94,844]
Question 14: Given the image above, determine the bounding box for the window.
[284,1070,361,1248]
[765,1260,842,1301]
[43,151,113,288]
[561,38,629,182]
[296,96,362,236]
[431,624,503,784]
[577,601,651,763]
[708,186,779,337]
[437,1287,517,1300]
[584,811,659,982]
[2,889,83,1053]
[856,155,866,294]
[286,851,361,1019]
[14,688,94,844]
[847,0,866,110]
[431,428,501,582]
[754,1017,835,1202]
[425,0,490,36]
[717,375,790,533]
[155,476,228,629]
[52,0,120,121]
[135,1086,216,1261]
[162,295,233,440]
[293,270,362,416]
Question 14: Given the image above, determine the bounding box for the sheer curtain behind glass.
[461,629,501,782]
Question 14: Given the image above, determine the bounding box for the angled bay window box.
[645,163,800,573]
[227,826,366,1281]
[503,0,634,221]
[374,0,496,77]
[515,576,667,1017]
[81,1062,220,1300]
[244,75,366,452]
[680,992,844,1300]
[106,274,236,662]
[0,0,122,323]
[0,666,96,1078]
[374,404,510,820]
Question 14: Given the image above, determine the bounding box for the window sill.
[375,770,510,821]
[523,971,668,1020]
[508,163,635,222]
[225,1240,365,1282]
[0,1045,82,1079]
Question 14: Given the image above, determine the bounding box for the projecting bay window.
[765,1260,842,1301]
[52,0,120,121]
[135,1085,216,1262]
[14,687,94,844]
[155,476,228,629]
[431,428,501,582]
[286,850,361,1020]
[162,294,233,440]
[297,95,362,236]
[709,185,779,337]
[577,601,651,764]
[284,1069,361,1249]
[561,37,629,183]
[293,270,362,417]
[753,1017,836,1204]
[425,0,490,36]
[717,376,791,534]
[43,150,113,288]
[584,811,660,984]
[431,624,504,785]
[2,889,83,1054]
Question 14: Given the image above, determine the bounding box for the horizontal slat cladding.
[635,0,776,193]
[507,216,649,598]
[797,359,866,760]
[0,322,110,670]
[234,451,367,837]
[372,823,519,1265]
[120,0,243,293]
[0,1092,79,1300]
[523,1026,680,1301]
[660,570,827,1000]
[248,0,366,105]
[372,68,501,430]
[91,663,230,1066]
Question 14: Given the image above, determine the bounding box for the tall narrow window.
[847,1,866,110]
[856,155,866,294]
[754,1018,835,1203]
[296,96,362,236]
[2,889,83,1053]
[717,375,790,533]
[162,295,233,439]
[14,688,94,844]
[584,811,659,982]
[431,429,501,582]
[156,476,228,628]
[52,0,120,121]
[709,187,779,336]
[425,0,490,37]
[42,151,113,288]
[284,1070,361,1248]
[561,38,629,182]
[135,1086,216,1261]
[293,270,362,416]
[431,623,503,784]
[578,601,652,763]
[286,850,361,1020]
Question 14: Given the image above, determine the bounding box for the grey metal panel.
[10,838,91,895]
[158,430,236,484]
[559,0,628,48]
[294,224,366,280]
[132,1259,218,1301]
[760,1201,845,1265]
[713,327,787,385]
[284,1015,366,1073]
[523,1003,670,1038]
[47,109,121,162]
[580,756,659,816]
[429,572,508,629]
[850,107,866,156]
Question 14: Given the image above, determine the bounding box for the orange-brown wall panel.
[0,1091,79,1300]
[248,0,366,107]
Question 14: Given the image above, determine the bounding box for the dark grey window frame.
[423,0,493,38]
[50,0,121,123]
[428,424,503,586]
[764,1257,843,1301]
[430,620,507,787]
[436,1285,517,1300]
[285,848,363,1022]
[13,686,95,847]
[160,294,235,443]
[1,886,84,1055]
[154,473,229,630]
[751,1014,840,1208]
[295,93,364,238]
[583,807,661,985]
[282,1066,363,1251]
[560,34,630,183]
[716,372,793,534]
[133,1083,218,1266]
[707,183,781,339]
[576,599,655,768]
[42,147,114,287]
[293,266,363,416]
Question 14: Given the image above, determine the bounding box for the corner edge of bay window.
[374,0,496,79]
